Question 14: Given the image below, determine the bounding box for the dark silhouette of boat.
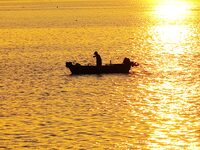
[66,57,139,75]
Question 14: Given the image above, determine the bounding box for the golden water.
[0,0,199,149]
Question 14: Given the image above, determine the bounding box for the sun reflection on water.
[150,25,190,55]
[155,0,192,21]
[140,2,200,148]
[144,79,199,149]
[152,0,193,55]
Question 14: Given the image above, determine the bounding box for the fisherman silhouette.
[93,51,102,67]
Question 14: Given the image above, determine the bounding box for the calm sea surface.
[0,0,199,149]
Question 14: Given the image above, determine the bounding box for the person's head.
[94,51,98,56]
[93,51,98,57]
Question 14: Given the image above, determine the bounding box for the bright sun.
[155,0,191,20]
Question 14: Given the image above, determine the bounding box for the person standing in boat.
[93,51,102,67]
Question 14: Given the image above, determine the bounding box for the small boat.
[66,57,139,75]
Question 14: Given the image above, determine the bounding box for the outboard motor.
[123,57,139,67]
[123,57,134,67]
[123,57,131,65]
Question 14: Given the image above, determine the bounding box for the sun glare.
[155,0,191,20]
[151,25,189,54]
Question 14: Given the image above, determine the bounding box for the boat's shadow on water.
[66,73,104,78]
[63,66,144,78]
[64,71,142,78]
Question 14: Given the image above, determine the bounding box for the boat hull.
[66,63,132,75]
[66,57,138,75]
